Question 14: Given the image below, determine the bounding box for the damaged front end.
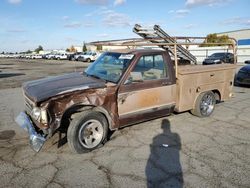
[15,92,50,152]
[15,71,117,152]
[15,112,46,152]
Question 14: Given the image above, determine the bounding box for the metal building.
[217,29,250,63]
[217,29,250,45]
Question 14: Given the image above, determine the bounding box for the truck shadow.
[145,119,183,188]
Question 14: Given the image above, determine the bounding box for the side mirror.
[245,60,250,64]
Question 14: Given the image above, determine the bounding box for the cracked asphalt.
[0,59,250,188]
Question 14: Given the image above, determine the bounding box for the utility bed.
[176,64,236,112]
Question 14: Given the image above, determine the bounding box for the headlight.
[40,109,48,124]
[31,107,48,124]
[32,107,41,121]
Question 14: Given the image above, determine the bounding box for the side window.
[228,53,233,58]
[126,54,167,83]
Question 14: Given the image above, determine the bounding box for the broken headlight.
[31,107,41,121]
[31,107,48,124]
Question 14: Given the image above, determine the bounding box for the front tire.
[191,91,216,117]
[67,111,108,153]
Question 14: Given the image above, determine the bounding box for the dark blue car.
[203,52,234,65]
[235,61,250,86]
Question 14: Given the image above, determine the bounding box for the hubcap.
[78,120,104,149]
[200,93,215,116]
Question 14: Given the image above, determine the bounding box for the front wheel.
[67,111,108,153]
[191,91,216,117]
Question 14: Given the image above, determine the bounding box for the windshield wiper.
[87,73,108,83]
[89,74,101,80]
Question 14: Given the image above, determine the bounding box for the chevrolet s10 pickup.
[16,22,238,153]
[15,48,236,153]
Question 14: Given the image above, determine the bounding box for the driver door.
[117,53,176,127]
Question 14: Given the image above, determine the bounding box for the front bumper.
[15,112,46,152]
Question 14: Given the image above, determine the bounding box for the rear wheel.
[67,111,108,153]
[191,91,216,117]
[86,58,91,63]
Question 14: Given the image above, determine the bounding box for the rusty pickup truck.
[15,49,236,153]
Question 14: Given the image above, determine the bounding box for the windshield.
[85,52,134,83]
[210,53,226,58]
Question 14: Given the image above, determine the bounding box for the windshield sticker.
[119,54,134,60]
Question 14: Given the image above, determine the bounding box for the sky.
[0,0,249,52]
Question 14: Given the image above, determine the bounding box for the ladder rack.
[89,24,237,72]
[133,24,197,64]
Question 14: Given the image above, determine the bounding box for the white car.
[74,52,86,61]
[81,52,98,62]
[32,54,43,59]
[45,54,56,60]
[56,53,68,60]
[25,54,32,59]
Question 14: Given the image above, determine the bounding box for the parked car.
[32,54,43,59]
[79,51,98,62]
[74,52,86,61]
[203,52,234,65]
[235,60,250,86]
[54,53,68,60]
[67,53,76,61]
[45,53,56,60]
[25,54,32,59]
[42,54,48,59]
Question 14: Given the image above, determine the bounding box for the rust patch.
[41,85,119,132]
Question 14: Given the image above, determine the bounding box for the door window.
[126,54,166,83]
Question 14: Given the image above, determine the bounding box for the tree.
[66,48,70,52]
[1,51,4,54]
[200,34,232,47]
[69,45,77,52]
[35,45,43,53]
[96,44,102,51]
[82,43,87,52]
[26,50,32,54]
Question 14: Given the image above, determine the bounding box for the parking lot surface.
[0,58,250,188]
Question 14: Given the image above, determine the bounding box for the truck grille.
[24,95,35,115]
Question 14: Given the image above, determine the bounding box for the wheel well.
[59,105,112,132]
[212,90,221,103]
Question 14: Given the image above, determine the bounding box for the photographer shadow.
[146,119,183,188]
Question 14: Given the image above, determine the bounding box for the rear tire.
[67,111,108,153]
[191,91,216,117]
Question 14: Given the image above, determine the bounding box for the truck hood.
[23,72,106,103]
